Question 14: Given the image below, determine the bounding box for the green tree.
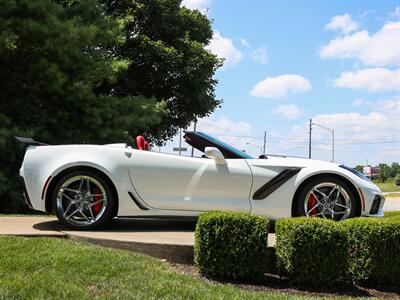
[0,0,165,212]
[391,162,400,178]
[99,0,221,142]
[355,165,364,173]
[395,171,400,186]
[377,163,392,183]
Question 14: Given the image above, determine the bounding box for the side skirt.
[128,192,149,210]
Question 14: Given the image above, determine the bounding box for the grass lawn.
[374,180,400,196]
[0,236,384,300]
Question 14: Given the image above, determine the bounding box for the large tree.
[0,0,220,212]
[99,0,221,142]
[0,0,165,212]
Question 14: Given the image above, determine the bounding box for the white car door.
[127,151,252,212]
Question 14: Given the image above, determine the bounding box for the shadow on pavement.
[33,217,197,232]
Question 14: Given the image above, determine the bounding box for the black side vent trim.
[253,168,301,200]
[128,192,149,210]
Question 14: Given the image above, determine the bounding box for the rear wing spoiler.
[15,136,48,146]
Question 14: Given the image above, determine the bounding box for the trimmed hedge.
[383,211,400,218]
[344,218,400,286]
[194,211,269,281]
[275,217,348,285]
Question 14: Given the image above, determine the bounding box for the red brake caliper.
[308,193,317,216]
[92,186,103,215]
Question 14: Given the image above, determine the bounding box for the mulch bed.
[170,263,400,299]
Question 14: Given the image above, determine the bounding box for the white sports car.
[17,132,384,229]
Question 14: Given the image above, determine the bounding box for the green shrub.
[343,218,400,286]
[275,217,348,285]
[194,211,269,281]
[383,211,400,218]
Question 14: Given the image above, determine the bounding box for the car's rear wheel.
[52,170,114,230]
[294,176,357,221]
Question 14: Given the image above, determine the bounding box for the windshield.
[184,131,254,159]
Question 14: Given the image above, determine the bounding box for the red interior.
[136,135,149,151]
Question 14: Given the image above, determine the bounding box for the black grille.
[369,195,382,215]
[21,177,33,209]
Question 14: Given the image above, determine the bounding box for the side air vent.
[253,168,301,200]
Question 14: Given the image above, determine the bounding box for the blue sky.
[167,0,400,166]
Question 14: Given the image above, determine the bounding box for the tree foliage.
[0,0,220,212]
[99,0,221,141]
[0,0,166,212]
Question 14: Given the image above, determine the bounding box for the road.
[383,198,400,211]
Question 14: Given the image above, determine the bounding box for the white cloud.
[281,97,400,165]
[206,31,242,69]
[325,13,359,34]
[390,7,400,19]
[240,38,250,47]
[181,0,210,14]
[351,98,365,106]
[334,68,400,92]
[250,74,312,99]
[197,114,251,136]
[320,22,400,66]
[252,46,268,65]
[273,104,302,120]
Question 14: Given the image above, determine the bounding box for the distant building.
[363,166,380,179]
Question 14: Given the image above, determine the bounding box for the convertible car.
[17,132,384,229]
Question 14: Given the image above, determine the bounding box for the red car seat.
[136,135,149,151]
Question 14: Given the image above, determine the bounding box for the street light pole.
[310,121,335,163]
[191,119,197,157]
[179,128,182,156]
[263,131,267,156]
[308,119,312,159]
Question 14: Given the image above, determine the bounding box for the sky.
[163,0,400,167]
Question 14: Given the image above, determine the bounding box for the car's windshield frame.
[183,131,254,159]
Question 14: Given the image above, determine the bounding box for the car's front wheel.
[294,176,358,221]
[52,170,115,230]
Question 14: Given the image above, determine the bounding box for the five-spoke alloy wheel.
[294,176,357,221]
[52,170,115,229]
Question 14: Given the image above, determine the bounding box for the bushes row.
[276,217,400,286]
[194,211,269,281]
[195,212,400,287]
[275,218,348,285]
[277,217,400,287]
[345,218,400,286]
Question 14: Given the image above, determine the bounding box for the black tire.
[293,175,358,221]
[52,170,115,230]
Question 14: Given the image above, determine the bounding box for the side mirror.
[205,147,226,165]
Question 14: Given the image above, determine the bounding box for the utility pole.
[308,118,312,159]
[263,131,267,156]
[191,119,197,157]
[332,128,335,163]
